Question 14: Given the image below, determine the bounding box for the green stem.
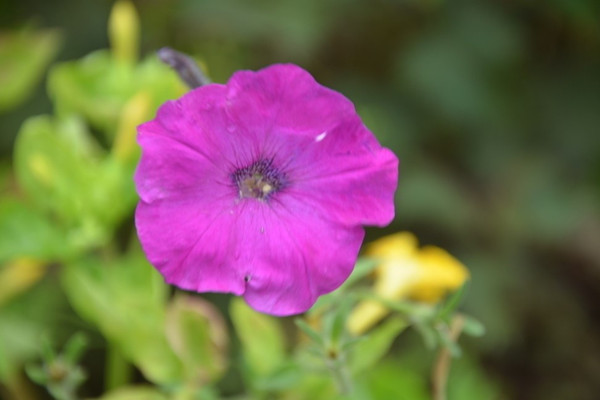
[105,343,131,391]
[328,358,353,395]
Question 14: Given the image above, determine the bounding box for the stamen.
[232,158,285,200]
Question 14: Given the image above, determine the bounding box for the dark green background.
[1,0,600,399]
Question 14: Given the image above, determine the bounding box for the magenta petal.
[135,132,229,203]
[148,84,229,154]
[234,201,365,315]
[134,63,399,315]
[144,84,257,169]
[225,64,356,137]
[135,199,246,295]
[284,116,399,227]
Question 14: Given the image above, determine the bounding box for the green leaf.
[280,373,337,400]
[327,298,353,348]
[25,364,47,385]
[61,251,184,384]
[62,333,88,364]
[295,318,325,347]
[461,315,486,337]
[0,279,67,382]
[364,361,429,400]
[252,361,302,392]
[15,115,97,221]
[229,298,285,377]
[165,294,228,384]
[0,28,61,111]
[40,336,56,363]
[436,282,468,321]
[48,50,184,136]
[0,198,71,262]
[447,355,500,400]
[48,51,134,134]
[94,386,168,400]
[413,321,437,350]
[14,115,137,246]
[349,317,407,375]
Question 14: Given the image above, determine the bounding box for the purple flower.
[134,64,398,315]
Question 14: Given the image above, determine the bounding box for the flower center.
[233,159,285,200]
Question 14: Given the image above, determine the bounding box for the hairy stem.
[327,356,353,395]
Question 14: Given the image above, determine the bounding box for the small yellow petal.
[408,246,469,302]
[347,232,421,334]
[347,300,389,335]
[366,232,423,299]
[347,232,470,334]
[373,258,421,299]
[365,231,418,259]
[108,0,139,64]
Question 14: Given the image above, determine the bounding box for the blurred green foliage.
[63,250,183,385]
[0,28,61,111]
[1,0,600,399]
[48,51,184,135]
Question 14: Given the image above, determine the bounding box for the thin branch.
[432,314,465,400]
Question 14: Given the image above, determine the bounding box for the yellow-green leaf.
[166,294,228,384]
[0,28,61,111]
[94,386,167,400]
[229,298,285,377]
[62,251,184,384]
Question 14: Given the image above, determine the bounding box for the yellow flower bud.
[108,0,140,64]
[347,232,469,335]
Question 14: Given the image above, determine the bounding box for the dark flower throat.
[232,159,285,200]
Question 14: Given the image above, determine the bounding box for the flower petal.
[236,199,365,316]
[134,63,399,316]
[225,64,356,137]
[135,197,247,295]
[135,132,232,203]
[141,84,258,171]
[137,194,363,317]
[281,115,398,227]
